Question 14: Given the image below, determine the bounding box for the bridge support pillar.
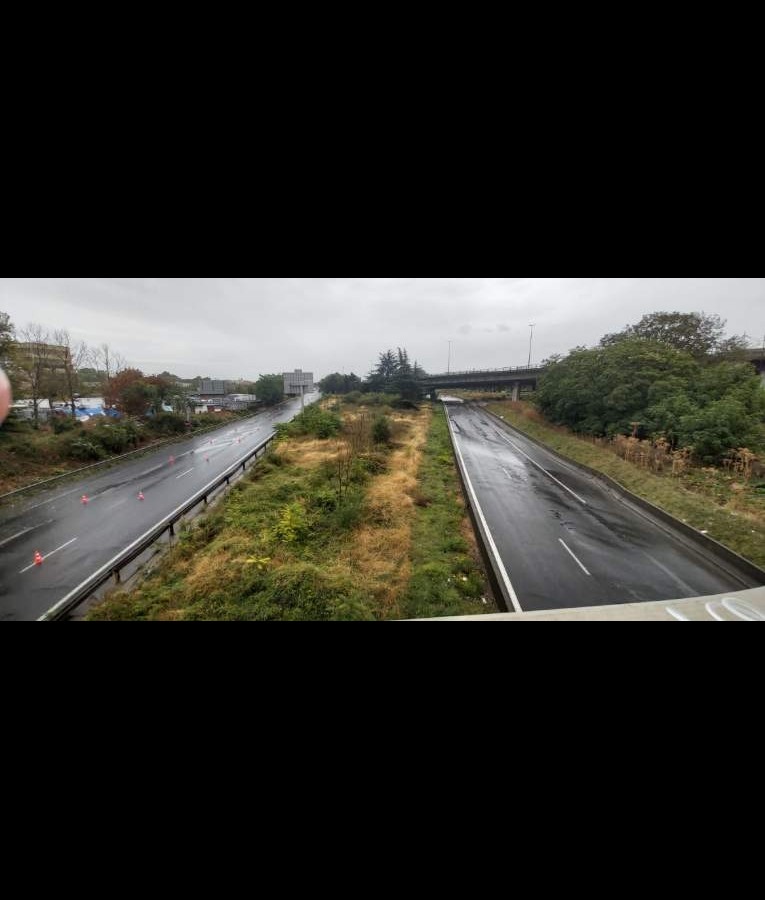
[511,384,520,402]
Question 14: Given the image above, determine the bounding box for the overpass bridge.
[419,350,765,398]
[742,349,765,381]
[419,365,545,401]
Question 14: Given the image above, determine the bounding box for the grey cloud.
[0,278,762,380]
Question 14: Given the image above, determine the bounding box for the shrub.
[90,421,140,454]
[66,438,106,461]
[310,488,338,513]
[280,405,341,439]
[147,412,187,435]
[270,501,311,544]
[372,415,391,445]
[52,416,79,434]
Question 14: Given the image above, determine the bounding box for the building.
[11,342,71,394]
[283,369,314,396]
[200,379,229,396]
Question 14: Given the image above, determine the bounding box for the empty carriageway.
[444,403,761,612]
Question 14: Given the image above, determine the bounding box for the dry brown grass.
[282,439,340,469]
[344,407,431,618]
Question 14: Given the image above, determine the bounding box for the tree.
[16,323,54,427]
[393,348,422,401]
[0,311,19,397]
[93,343,128,393]
[107,368,148,415]
[536,338,764,463]
[319,372,363,395]
[600,311,748,360]
[53,329,89,415]
[366,349,398,393]
[255,374,284,406]
[364,348,425,399]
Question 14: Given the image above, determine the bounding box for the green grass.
[486,401,765,570]
[88,448,377,620]
[400,407,495,618]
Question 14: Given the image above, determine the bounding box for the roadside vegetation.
[0,409,252,495]
[88,399,494,620]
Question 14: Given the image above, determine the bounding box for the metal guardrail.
[37,432,279,621]
[0,411,265,503]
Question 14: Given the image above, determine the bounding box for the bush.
[391,398,419,410]
[270,502,311,544]
[66,438,106,461]
[372,415,391,445]
[52,416,79,434]
[280,405,341,439]
[147,412,187,435]
[90,421,140,454]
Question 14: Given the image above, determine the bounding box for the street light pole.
[528,324,535,368]
[447,340,452,374]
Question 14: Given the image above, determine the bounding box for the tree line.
[319,348,425,402]
[535,312,764,464]
[0,310,287,426]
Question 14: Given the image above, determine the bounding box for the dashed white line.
[21,487,81,512]
[19,537,78,573]
[558,538,591,575]
[494,430,588,505]
[176,468,195,479]
[0,525,43,548]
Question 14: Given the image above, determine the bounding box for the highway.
[0,393,318,621]
[446,403,762,612]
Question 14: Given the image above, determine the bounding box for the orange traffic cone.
[138,491,145,501]
[34,551,43,566]
[81,495,89,505]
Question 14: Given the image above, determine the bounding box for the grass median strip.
[88,402,494,620]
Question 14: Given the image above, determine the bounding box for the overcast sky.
[1,278,763,380]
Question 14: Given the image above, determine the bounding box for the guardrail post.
[113,569,121,584]
[169,523,175,537]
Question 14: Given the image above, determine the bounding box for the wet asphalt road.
[446,403,760,612]
[0,393,318,621]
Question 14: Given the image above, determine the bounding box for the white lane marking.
[21,487,80,512]
[447,413,523,613]
[19,537,78,573]
[0,525,38,548]
[558,538,591,575]
[175,468,195,479]
[494,430,588,505]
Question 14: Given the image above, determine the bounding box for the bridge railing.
[421,365,544,380]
